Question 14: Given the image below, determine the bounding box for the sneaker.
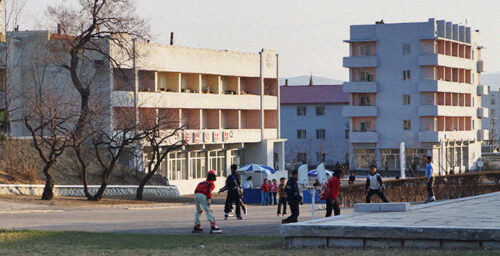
[430,196,436,202]
[192,224,203,233]
[224,215,228,220]
[236,216,243,220]
[277,213,280,217]
[228,212,234,217]
[282,214,287,217]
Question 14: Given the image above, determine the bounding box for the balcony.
[343,106,377,117]
[418,131,476,142]
[477,108,488,118]
[477,85,489,96]
[478,129,489,141]
[418,54,474,69]
[111,91,278,110]
[418,80,474,94]
[343,82,377,93]
[349,132,378,143]
[343,56,378,68]
[418,105,475,117]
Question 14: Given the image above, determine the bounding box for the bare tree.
[136,125,186,200]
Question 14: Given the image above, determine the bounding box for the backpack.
[319,184,330,200]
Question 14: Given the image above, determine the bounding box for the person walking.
[219,164,243,220]
[325,169,343,217]
[271,179,278,205]
[260,179,270,205]
[365,165,389,203]
[282,171,302,224]
[277,177,287,216]
[192,170,222,234]
[425,156,436,203]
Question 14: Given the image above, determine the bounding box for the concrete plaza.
[281,192,500,249]
[0,199,347,236]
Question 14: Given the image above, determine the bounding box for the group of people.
[192,156,437,233]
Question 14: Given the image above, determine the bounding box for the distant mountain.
[280,75,343,86]
[483,72,500,93]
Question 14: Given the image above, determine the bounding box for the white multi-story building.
[343,19,488,174]
[2,30,285,194]
[280,83,349,168]
[482,90,500,146]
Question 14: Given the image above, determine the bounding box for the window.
[403,95,411,105]
[167,152,187,181]
[316,152,326,163]
[403,70,411,80]
[297,153,307,163]
[315,106,325,116]
[297,106,306,116]
[402,44,411,55]
[190,151,206,179]
[491,98,495,105]
[359,70,373,82]
[492,109,496,116]
[360,121,371,132]
[404,120,411,130]
[297,129,306,139]
[345,129,349,139]
[380,149,400,170]
[359,94,371,106]
[359,45,370,56]
[316,129,325,139]
[354,148,375,169]
[209,151,226,177]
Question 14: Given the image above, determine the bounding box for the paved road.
[0,200,353,235]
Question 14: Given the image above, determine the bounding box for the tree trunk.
[75,147,92,199]
[91,180,108,201]
[136,171,154,200]
[41,162,55,200]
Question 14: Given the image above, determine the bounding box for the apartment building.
[2,30,284,194]
[280,83,349,168]
[343,19,488,174]
[482,89,500,146]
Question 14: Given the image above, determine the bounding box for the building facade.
[482,89,499,148]
[3,30,285,194]
[280,84,349,168]
[343,19,488,175]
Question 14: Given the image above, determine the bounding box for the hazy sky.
[14,0,500,80]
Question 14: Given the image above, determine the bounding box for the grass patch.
[0,230,497,255]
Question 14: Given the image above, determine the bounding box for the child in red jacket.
[325,169,344,217]
[261,179,271,205]
[193,170,222,234]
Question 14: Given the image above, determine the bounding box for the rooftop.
[280,84,348,105]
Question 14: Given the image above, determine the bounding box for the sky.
[11,0,500,80]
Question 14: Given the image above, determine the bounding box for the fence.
[340,171,500,207]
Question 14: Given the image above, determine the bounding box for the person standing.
[243,176,253,189]
[348,172,356,185]
[282,171,302,224]
[277,177,287,216]
[192,170,222,234]
[325,169,343,217]
[425,156,436,203]
[260,179,270,205]
[219,164,243,220]
[271,179,278,205]
[365,165,389,203]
